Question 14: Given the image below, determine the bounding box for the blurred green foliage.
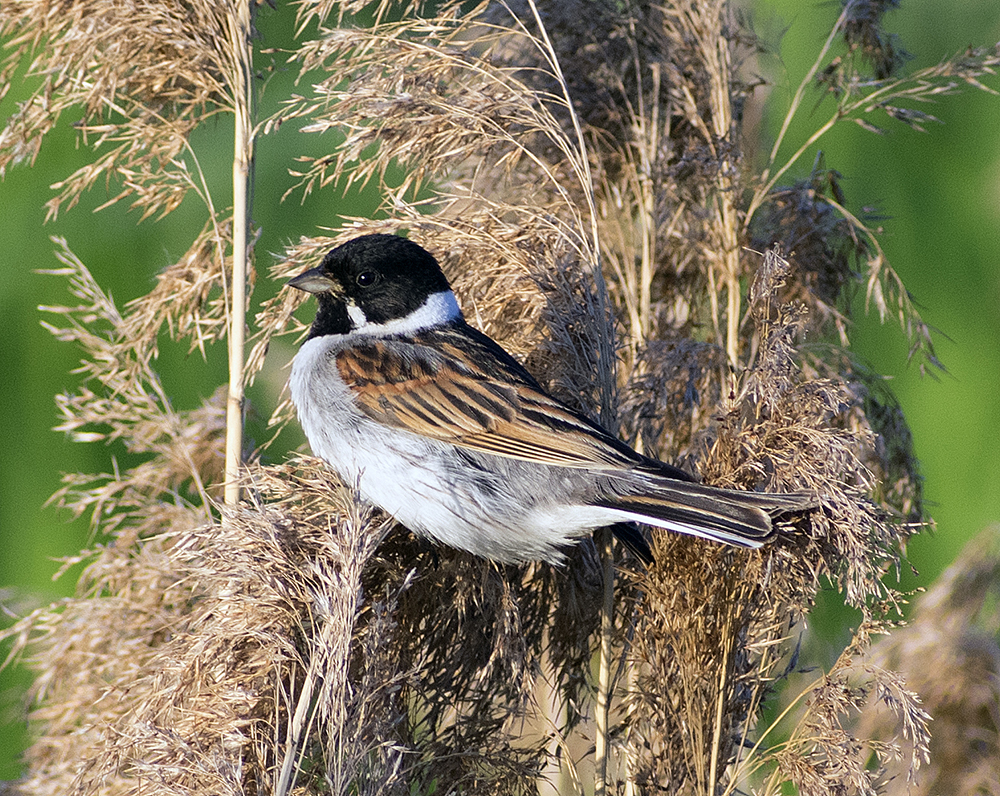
[2,0,999,779]
[761,0,1000,653]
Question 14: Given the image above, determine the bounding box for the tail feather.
[609,522,655,564]
[598,478,814,550]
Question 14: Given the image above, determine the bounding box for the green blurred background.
[2,0,999,777]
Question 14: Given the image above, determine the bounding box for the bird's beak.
[288,267,340,295]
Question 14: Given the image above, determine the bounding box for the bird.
[287,233,811,565]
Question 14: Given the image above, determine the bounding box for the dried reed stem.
[225,0,255,506]
[594,527,615,796]
[702,2,741,365]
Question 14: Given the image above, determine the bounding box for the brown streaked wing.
[335,340,642,470]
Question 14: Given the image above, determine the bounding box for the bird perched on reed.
[289,234,811,564]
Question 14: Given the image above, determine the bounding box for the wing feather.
[335,330,644,471]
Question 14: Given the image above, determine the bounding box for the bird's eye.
[355,270,380,288]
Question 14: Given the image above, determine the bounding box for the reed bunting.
[288,234,810,564]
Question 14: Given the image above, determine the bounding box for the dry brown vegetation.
[2,0,999,794]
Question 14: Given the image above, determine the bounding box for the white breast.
[288,331,601,563]
[289,334,458,526]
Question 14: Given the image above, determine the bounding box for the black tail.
[600,478,814,557]
[609,522,655,564]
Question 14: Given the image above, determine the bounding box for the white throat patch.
[346,302,368,329]
[354,290,462,336]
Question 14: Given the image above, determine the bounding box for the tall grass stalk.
[225,0,255,506]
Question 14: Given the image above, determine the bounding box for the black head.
[289,234,456,338]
